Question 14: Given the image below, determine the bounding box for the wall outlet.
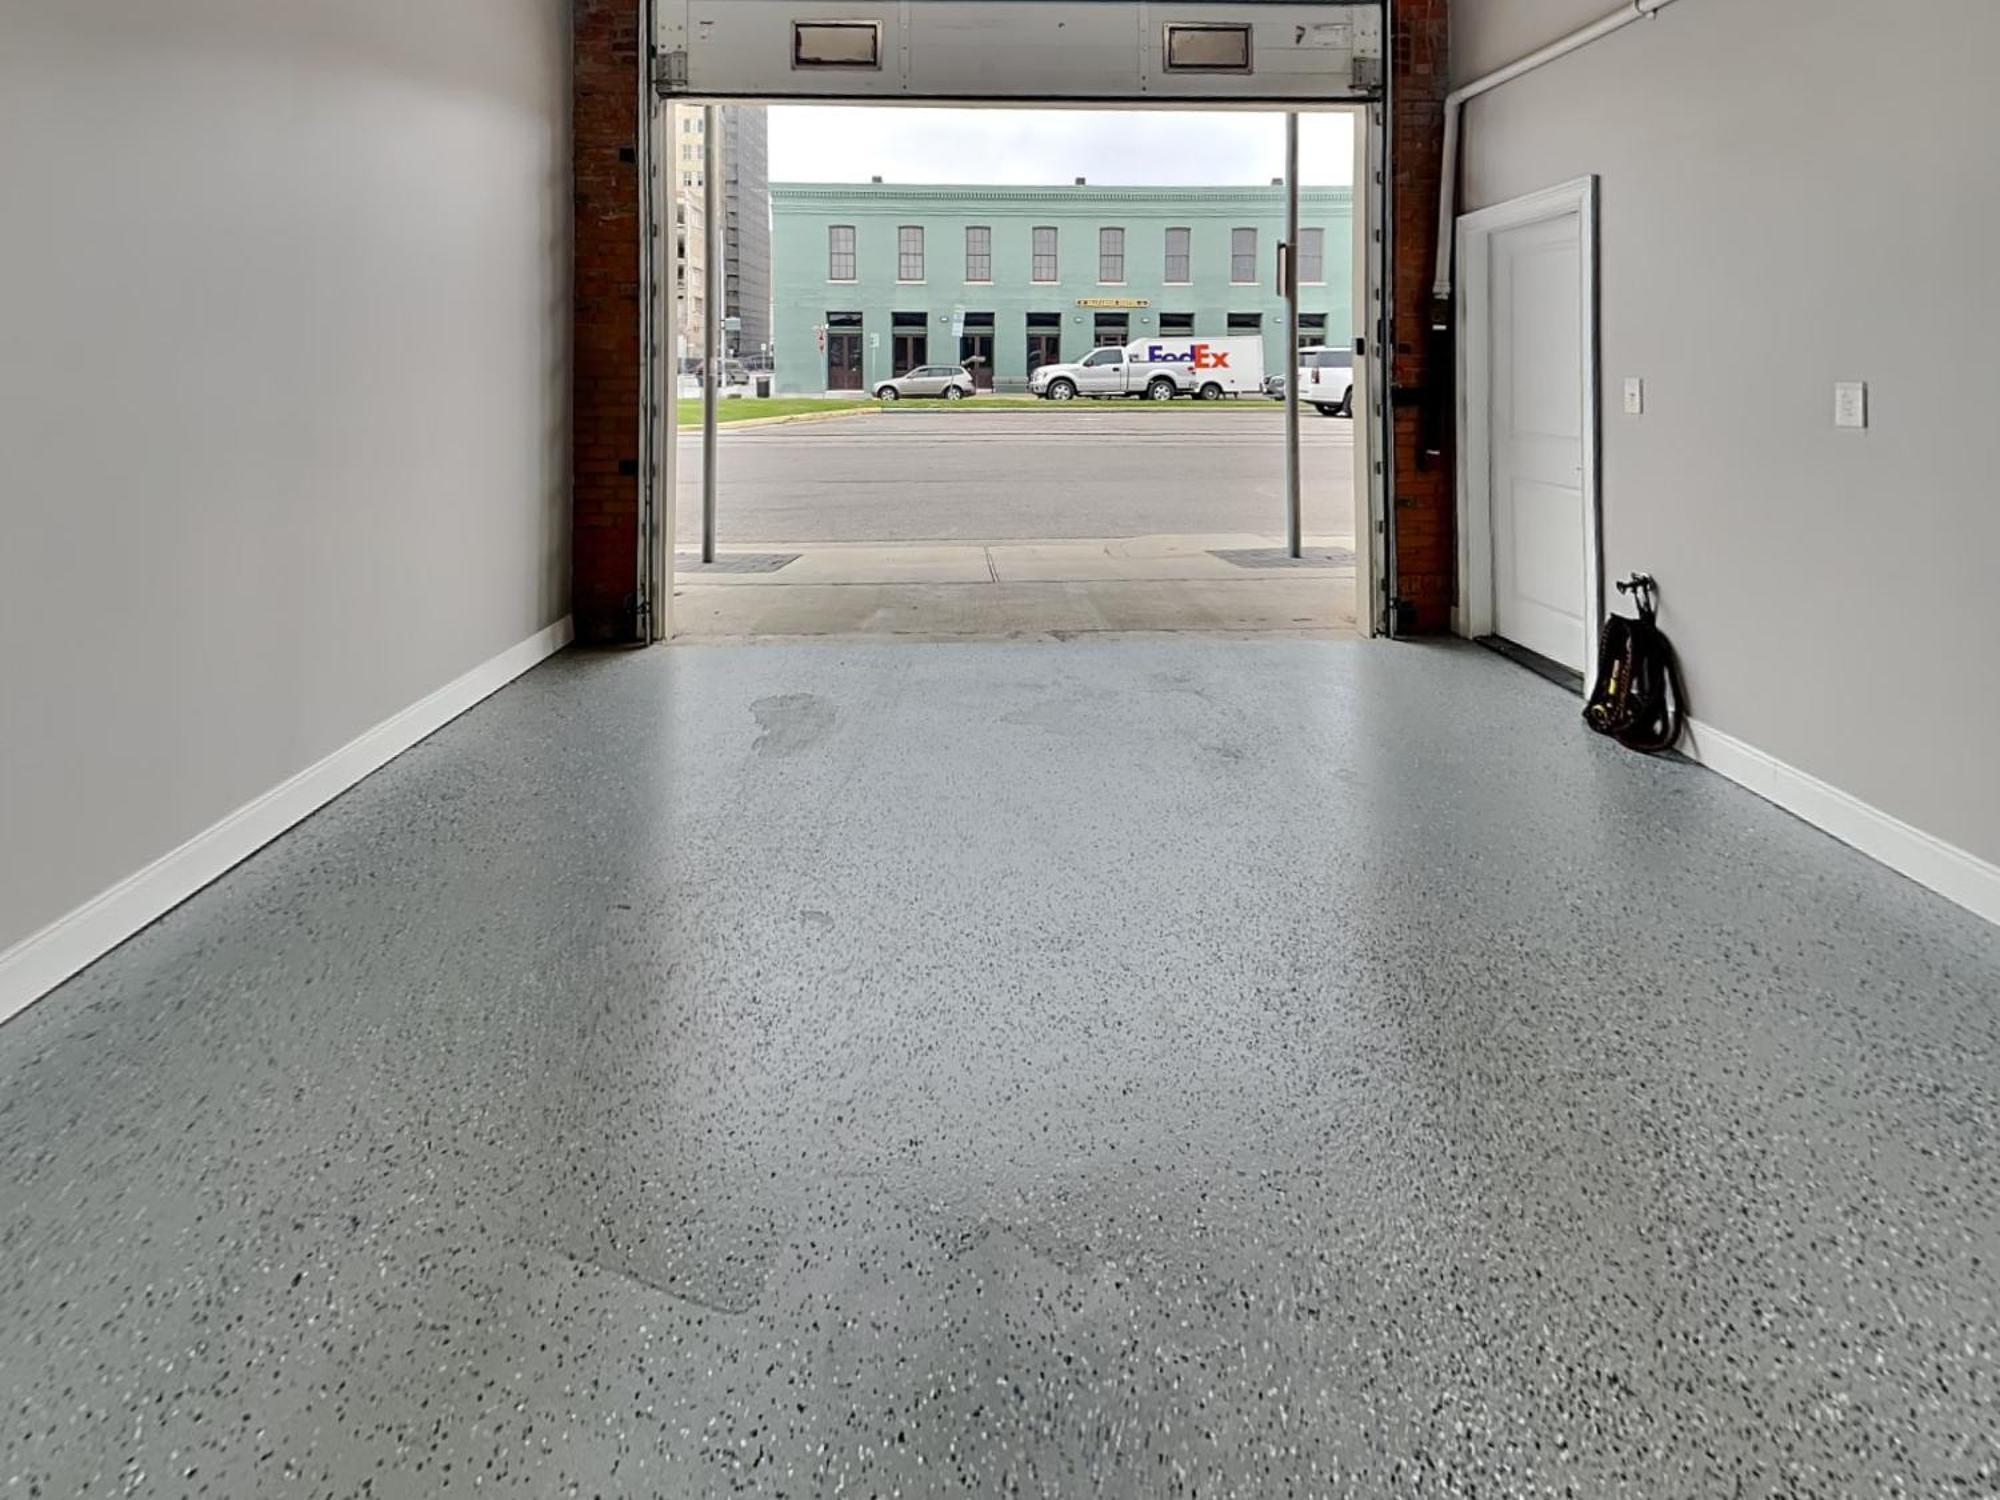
[1623,377,1645,416]
[1834,380,1869,430]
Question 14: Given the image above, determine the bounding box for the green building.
[770,182,1353,396]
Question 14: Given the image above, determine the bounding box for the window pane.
[898,225,925,281]
[1231,228,1257,283]
[965,225,991,282]
[1164,227,1191,283]
[1098,227,1125,283]
[828,225,856,281]
[1298,227,1325,284]
[1032,226,1058,283]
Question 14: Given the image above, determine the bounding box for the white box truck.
[1028,336,1265,403]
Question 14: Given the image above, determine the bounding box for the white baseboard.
[1682,716,2000,928]
[0,617,575,1027]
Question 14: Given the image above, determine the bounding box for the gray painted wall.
[1453,0,2000,866]
[0,0,573,952]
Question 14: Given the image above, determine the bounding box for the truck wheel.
[1048,379,1077,402]
[1199,382,1225,401]
[1314,404,1338,417]
[1340,386,1354,418]
[1146,378,1177,402]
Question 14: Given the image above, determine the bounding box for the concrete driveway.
[670,407,1360,639]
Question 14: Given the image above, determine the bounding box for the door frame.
[1454,175,1601,682]
[644,40,1385,640]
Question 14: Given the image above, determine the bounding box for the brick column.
[1390,0,1453,633]
[572,0,643,644]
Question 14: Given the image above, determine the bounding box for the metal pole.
[1284,113,1303,560]
[702,104,722,565]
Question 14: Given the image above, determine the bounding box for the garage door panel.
[661,2,1385,103]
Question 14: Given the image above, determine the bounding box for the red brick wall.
[572,0,642,644]
[1390,0,1453,633]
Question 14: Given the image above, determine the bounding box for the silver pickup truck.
[1028,336,1265,403]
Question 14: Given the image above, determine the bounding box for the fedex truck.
[1028,337,1265,402]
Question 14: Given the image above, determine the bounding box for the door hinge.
[652,50,689,96]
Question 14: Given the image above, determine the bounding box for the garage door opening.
[639,6,1389,644]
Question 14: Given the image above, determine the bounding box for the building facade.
[771,183,1352,396]
[669,104,772,364]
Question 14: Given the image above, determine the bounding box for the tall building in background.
[722,106,771,362]
[669,104,771,366]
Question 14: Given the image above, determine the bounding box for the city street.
[674,406,1355,544]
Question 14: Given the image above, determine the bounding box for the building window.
[1228,312,1263,335]
[892,311,928,373]
[1159,312,1195,335]
[1300,313,1328,348]
[828,225,856,282]
[1094,312,1129,347]
[1164,227,1191,284]
[897,225,925,282]
[1298,227,1326,285]
[965,225,991,283]
[1031,226,1059,283]
[1231,228,1258,284]
[1027,311,1063,373]
[1098,227,1125,284]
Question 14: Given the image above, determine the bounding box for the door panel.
[827,332,863,391]
[961,333,995,389]
[1489,213,1587,670]
[1079,352,1124,395]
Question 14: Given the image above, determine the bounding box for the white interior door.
[1488,210,1589,670]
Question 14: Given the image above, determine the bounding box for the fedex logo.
[1144,343,1232,370]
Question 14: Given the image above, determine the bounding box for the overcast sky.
[770,108,1353,188]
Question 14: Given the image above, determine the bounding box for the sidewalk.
[671,533,1359,640]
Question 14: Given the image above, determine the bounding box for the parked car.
[1263,373,1288,401]
[1029,337,1265,402]
[875,365,977,401]
[1298,346,1354,417]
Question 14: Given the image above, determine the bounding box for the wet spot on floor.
[750,692,837,757]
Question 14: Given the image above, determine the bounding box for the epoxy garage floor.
[3,639,1998,1496]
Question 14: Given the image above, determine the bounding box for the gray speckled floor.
[3,638,1997,1498]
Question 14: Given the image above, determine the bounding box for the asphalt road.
[674,407,1356,544]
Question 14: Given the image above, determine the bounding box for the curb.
[703,406,880,432]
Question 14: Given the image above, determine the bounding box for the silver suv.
[875,365,977,402]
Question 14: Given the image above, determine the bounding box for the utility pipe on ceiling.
[1433,0,1681,305]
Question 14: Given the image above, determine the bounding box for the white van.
[1029,336,1266,402]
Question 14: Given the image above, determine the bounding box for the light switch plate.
[1835,380,1868,430]
[1623,377,1645,416]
